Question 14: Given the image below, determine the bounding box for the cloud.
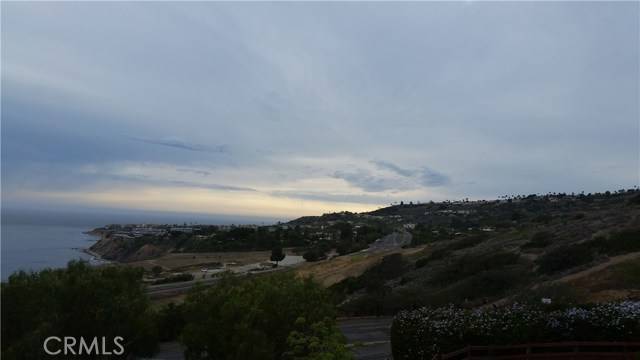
[128,136,230,154]
[177,168,212,177]
[332,162,452,192]
[270,190,388,205]
[1,2,637,217]
[420,167,451,187]
[372,160,416,177]
[332,170,391,193]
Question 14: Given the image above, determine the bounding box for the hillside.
[87,189,640,313]
[293,190,640,315]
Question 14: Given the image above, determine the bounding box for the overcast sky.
[2,1,638,219]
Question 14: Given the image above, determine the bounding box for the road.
[358,232,412,254]
[147,277,219,298]
[149,233,410,298]
[338,317,394,360]
[147,264,288,298]
[152,317,394,360]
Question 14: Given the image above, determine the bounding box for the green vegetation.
[391,302,640,360]
[330,254,412,316]
[2,262,352,360]
[270,246,286,267]
[180,272,351,360]
[1,260,158,359]
[152,273,195,285]
[287,317,353,360]
[332,191,640,315]
[521,231,554,249]
[537,229,640,275]
[446,233,490,251]
[5,189,640,359]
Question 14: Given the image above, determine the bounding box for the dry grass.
[546,252,640,303]
[128,250,274,272]
[295,247,423,287]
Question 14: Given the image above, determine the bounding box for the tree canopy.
[270,246,286,267]
[1,260,158,359]
[180,271,351,360]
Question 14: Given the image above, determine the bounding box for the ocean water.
[1,207,282,281]
[1,222,102,281]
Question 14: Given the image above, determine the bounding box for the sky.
[2,1,639,220]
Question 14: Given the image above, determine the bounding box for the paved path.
[338,317,394,360]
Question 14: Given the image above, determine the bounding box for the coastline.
[2,224,110,281]
[77,248,115,264]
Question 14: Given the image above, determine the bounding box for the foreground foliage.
[1,260,158,359]
[180,272,352,360]
[391,302,640,360]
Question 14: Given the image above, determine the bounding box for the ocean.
[1,206,282,281]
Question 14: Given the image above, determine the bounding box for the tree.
[303,248,321,262]
[180,272,342,360]
[1,260,158,359]
[270,246,286,267]
[152,265,163,277]
[287,317,354,360]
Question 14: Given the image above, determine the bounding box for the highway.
[147,277,219,298]
[358,231,412,254]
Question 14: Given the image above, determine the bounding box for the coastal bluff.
[88,229,174,263]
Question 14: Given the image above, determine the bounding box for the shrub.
[415,257,430,269]
[447,233,489,251]
[152,273,195,285]
[613,260,640,289]
[356,253,409,288]
[303,249,322,262]
[424,248,453,264]
[391,301,640,360]
[604,229,640,254]
[537,244,593,274]
[429,251,521,286]
[522,231,554,249]
[580,229,640,257]
[180,272,345,360]
[1,260,158,359]
[155,302,185,341]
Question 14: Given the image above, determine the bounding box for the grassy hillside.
[294,190,640,315]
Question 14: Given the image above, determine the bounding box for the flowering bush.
[391,301,640,360]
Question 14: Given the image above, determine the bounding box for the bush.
[356,254,409,288]
[180,272,347,360]
[415,257,430,269]
[391,302,640,360]
[152,273,195,285]
[537,244,593,274]
[613,260,640,289]
[155,302,185,341]
[303,249,322,262]
[603,229,640,254]
[447,233,489,251]
[429,251,521,286]
[522,231,554,249]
